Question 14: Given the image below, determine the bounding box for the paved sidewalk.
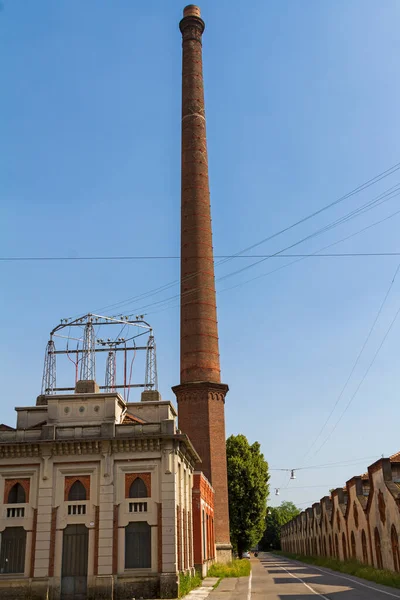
[181,577,219,600]
[181,574,250,600]
[209,575,250,600]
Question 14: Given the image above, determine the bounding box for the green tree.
[226,434,269,557]
[259,501,300,551]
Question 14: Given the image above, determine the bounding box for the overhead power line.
[313,300,400,455]
[270,454,381,471]
[301,262,400,461]
[3,252,400,262]
[139,200,400,319]
[77,160,400,317]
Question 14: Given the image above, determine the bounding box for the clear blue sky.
[1,0,400,508]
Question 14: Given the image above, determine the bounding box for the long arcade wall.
[281,454,400,572]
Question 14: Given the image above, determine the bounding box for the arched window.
[125,522,151,569]
[374,528,383,569]
[7,483,26,504]
[391,525,400,572]
[329,534,332,557]
[361,529,368,564]
[335,534,339,559]
[129,477,148,499]
[68,480,86,502]
[342,533,347,561]
[351,531,356,559]
[0,527,26,573]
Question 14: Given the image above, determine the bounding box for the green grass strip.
[179,572,202,597]
[276,550,400,590]
[208,559,251,579]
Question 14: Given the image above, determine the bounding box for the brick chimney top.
[183,5,201,17]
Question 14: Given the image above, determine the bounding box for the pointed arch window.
[341,533,347,560]
[361,529,368,564]
[129,477,148,499]
[68,480,87,502]
[335,534,339,559]
[7,483,26,504]
[374,528,383,569]
[351,531,356,559]
[391,525,400,572]
[329,534,332,557]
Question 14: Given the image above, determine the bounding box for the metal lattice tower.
[145,332,158,390]
[41,339,56,394]
[80,318,96,381]
[105,350,116,392]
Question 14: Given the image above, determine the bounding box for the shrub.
[208,559,251,579]
[179,572,202,597]
[276,551,400,590]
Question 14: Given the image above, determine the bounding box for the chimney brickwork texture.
[173,5,231,556]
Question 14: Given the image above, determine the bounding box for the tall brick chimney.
[172,5,231,561]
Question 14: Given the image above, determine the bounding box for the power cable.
[313,301,400,455]
[144,202,400,318]
[77,162,400,316]
[4,252,400,262]
[300,262,400,461]
[147,204,400,319]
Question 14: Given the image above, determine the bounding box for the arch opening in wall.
[129,477,148,499]
[342,533,347,561]
[68,480,87,502]
[7,483,26,504]
[323,536,327,557]
[329,534,332,557]
[361,529,368,564]
[374,527,383,569]
[335,534,339,559]
[351,531,356,559]
[391,525,400,572]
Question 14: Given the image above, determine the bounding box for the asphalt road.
[252,553,400,599]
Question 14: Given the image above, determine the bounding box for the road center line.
[278,563,330,599]
[297,561,400,598]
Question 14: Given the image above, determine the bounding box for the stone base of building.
[0,573,174,600]
[216,543,233,563]
[195,558,215,578]
[160,572,179,599]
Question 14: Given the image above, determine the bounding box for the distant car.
[242,551,251,559]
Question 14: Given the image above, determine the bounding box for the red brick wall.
[112,505,119,574]
[30,508,37,578]
[177,506,182,571]
[192,472,215,565]
[175,385,230,546]
[158,503,162,572]
[48,507,58,577]
[94,505,99,576]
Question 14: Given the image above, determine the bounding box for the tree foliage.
[226,434,269,556]
[259,501,300,550]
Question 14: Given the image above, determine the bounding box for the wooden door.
[61,524,89,600]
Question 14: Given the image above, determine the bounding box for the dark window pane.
[125,522,151,569]
[68,481,87,501]
[129,478,148,498]
[7,483,26,504]
[0,527,26,573]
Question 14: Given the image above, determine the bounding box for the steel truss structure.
[41,313,158,397]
